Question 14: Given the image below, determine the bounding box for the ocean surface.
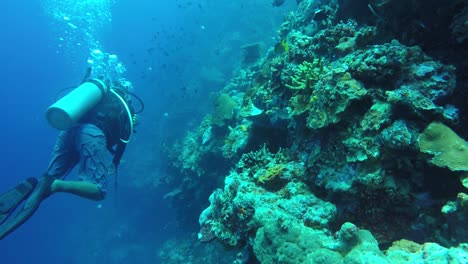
[0,0,293,263]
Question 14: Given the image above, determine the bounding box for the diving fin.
[0,178,38,224]
[0,176,53,240]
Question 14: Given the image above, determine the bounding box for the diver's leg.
[20,128,80,207]
[21,129,80,202]
[46,130,80,180]
[50,180,104,201]
[0,131,78,240]
[51,124,111,201]
[0,178,38,224]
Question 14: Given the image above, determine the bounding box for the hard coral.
[418,122,468,171]
[306,71,367,129]
[258,164,285,184]
[285,59,325,90]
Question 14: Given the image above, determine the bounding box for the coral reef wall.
[160,0,468,263]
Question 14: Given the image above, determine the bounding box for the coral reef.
[159,235,239,264]
[386,240,468,264]
[198,147,336,247]
[160,0,468,262]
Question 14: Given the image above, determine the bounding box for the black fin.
[0,178,38,224]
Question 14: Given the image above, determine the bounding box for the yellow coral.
[309,95,319,103]
[240,125,248,132]
[285,59,325,90]
[258,165,284,184]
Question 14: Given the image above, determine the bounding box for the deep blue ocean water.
[0,0,293,263]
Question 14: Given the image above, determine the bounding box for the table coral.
[418,122,468,171]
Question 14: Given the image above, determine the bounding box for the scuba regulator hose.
[110,89,134,144]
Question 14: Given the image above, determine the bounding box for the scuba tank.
[45,79,109,130]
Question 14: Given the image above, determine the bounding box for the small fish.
[313,9,328,21]
[272,0,285,7]
[274,39,289,53]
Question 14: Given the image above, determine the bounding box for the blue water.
[0,0,293,263]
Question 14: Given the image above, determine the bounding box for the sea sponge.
[418,122,468,171]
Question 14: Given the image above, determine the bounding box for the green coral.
[360,101,392,131]
[256,163,291,191]
[418,122,468,171]
[258,164,285,184]
[306,71,367,129]
[285,58,325,90]
[289,93,315,115]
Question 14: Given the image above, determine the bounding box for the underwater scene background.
[0,0,467,263]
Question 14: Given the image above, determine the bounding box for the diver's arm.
[51,180,104,201]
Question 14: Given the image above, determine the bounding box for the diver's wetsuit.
[47,88,134,197]
[0,87,133,240]
[46,124,112,198]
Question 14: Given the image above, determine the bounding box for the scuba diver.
[0,72,143,240]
